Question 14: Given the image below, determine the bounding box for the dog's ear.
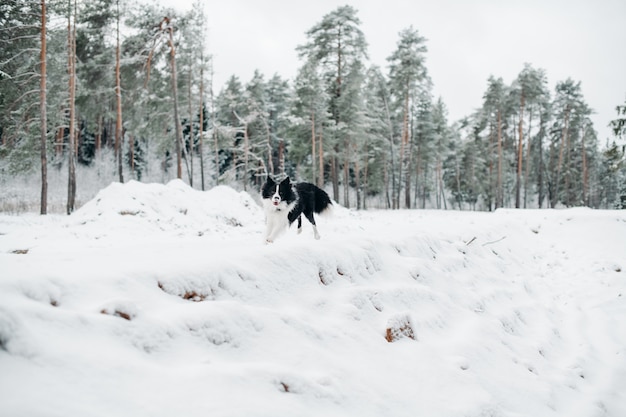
[266,176,275,186]
[280,177,291,186]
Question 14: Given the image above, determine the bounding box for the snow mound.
[72,180,263,236]
[1,181,625,417]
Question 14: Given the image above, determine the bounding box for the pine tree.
[122,2,175,179]
[296,5,368,205]
[512,64,548,208]
[291,61,329,186]
[387,26,430,208]
[549,79,589,207]
[214,75,246,182]
[114,0,124,183]
[481,76,507,210]
[431,97,451,209]
[606,99,626,208]
[40,0,48,214]
[265,74,291,177]
[359,66,391,208]
[610,98,626,140]
[66,0,77,214]
[0,0,41,177]
[75,0,116,165]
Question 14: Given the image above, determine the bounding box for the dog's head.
[262,176,294,208]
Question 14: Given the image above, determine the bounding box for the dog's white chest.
[263,200,292,243]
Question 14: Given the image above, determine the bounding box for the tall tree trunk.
[163,17,183,180]
[187,67,194,187]
[243,125,249,191]
[554,106,570,206]
[381,94,396,209]
[199,58,205,190]
[362,142,369,210]
[279,139,285,175]
[581,124,588,205]
[415,142,422,208]
[95,115,102,153]
[213,123,219,184]
[317,131,324,188]
[515,90,525,208]
[343,137,350,208]
[210,64,219,185]
[115,0,123,183]
[311,109,316,182]
[400,89,410,208]
[496,109,503,209]
[332,28,342,204]
[263,116,273,176]
[487,126,494,211]
[523,108,533,208]
[538,111,547,208]
[40,0,47,215]
[439,167,448,209]
[129,134,135,174]
[436,151,443,209]
[331,152,339,202]
[355,154,361,210]
[66,0,77,215]
[384,154,391,209]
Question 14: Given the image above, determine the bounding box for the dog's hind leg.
[297,215,303,234]
[303,211,321,240]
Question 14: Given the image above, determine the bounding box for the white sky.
[166,0,626,144]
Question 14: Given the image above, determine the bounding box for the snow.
[1,179,625,417]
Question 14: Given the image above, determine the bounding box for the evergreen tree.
[214,75,246,182]
[74,0,116,166]
[290,61,330,187]
[0,0,41,174]
[480,76,508,210]
[359,66,391,208]
[40,0,48,214]
[296,5,368,205]
[609,98,626,140]
[548,79,590,207]
[265,74,291,177]
[431,97,452,209]
[447,118,485,210]
[387,26,430,208]
[607,98,626,208]
[511,64,549,207]
[241,70,270,188]
[122,2,174,180]
[599,141,625,208]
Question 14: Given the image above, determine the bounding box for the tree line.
[1,1,625,213]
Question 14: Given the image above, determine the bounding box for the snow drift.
[1,180,625,417]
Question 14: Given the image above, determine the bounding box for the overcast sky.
[165,0,626,143]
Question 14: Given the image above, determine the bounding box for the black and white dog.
[261,176,332,243]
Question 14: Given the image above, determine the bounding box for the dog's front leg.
[264,223,276,244]
[264,212,285,243]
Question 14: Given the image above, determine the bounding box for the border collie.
[261,176,332,243]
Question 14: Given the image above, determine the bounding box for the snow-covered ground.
[1,180,625,417]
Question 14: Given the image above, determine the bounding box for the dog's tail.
[314,186,333,215]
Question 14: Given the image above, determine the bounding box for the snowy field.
[1,180,625,417]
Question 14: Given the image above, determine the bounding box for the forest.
[1,0,625,214]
